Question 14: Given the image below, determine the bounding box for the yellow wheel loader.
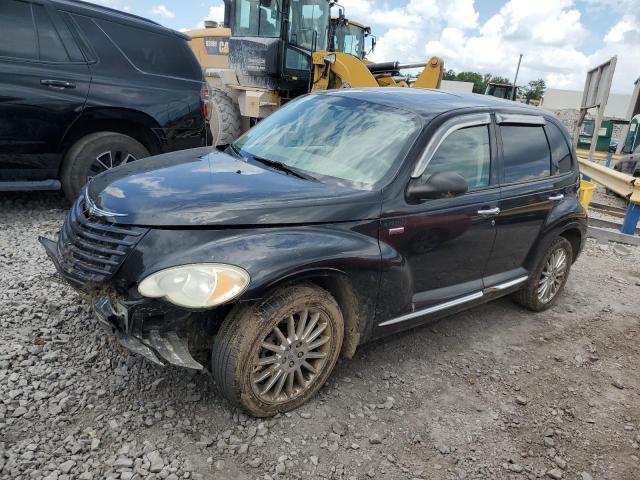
[190,0,444,145]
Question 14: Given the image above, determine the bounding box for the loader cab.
[485,82,517,100]
[330,18,373,60]
[227,0,330,96]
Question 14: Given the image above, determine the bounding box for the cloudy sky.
[90,0,639,94]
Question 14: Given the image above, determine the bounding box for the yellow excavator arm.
[311,52,444,91]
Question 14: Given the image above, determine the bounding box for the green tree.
[488,75,510,85]
[521,79,546,102]
[454,71,485,93]
[443,69,457,80]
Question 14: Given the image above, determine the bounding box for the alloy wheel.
[88,150,137,180]
[251,308,331,403]
[537,247,568,304]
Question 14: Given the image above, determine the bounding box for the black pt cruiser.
[41,88,587,416]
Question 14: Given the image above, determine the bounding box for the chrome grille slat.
[56,195,147,283]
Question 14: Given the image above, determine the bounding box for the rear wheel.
[61,132,149,202]
[212,283,344,417]
[512,236,573,311]
[208,88,242,146]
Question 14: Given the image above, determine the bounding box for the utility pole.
[512,54,523,100]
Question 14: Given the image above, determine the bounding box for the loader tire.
[209,88,242,146]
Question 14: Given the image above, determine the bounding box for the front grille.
[57,195,147,284]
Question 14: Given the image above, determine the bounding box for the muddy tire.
[208,87,242,146]
[211,283,344,417]
[61,132,149,202]
[512,236,573,312]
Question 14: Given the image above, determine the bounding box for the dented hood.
[86,148,380,226]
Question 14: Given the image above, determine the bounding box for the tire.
[512,236,573,312]
[208,88,242,146]
[212,283,344,417]
[61,132,149,202]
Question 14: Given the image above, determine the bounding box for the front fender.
[116,222,382,341]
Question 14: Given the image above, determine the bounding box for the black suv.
[0,0,208,200]
[41,88,587,416]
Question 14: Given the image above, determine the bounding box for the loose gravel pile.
[1,192,639,480]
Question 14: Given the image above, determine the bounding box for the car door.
[375,112,500,333]
[0,0,90,181]
[484,113,572,286]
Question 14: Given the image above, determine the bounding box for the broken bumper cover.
[94,296,204,370]
[40,236,203,370]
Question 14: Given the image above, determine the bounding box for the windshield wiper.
[248,154,316,181]
[227,143,241,157]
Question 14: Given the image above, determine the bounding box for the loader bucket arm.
[311,51,379,91]
[412,57,444,89]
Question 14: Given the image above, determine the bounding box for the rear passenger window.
[546,123,572,174]
[501,126,551,183]
[33,5,69,62]
[98,20,202,80]
[423,126,491,189]
[0,0,38,60]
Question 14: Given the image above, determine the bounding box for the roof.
[319,87,547,120]
[185,27,232,39]
[50,0,188,39]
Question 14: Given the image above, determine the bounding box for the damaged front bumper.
[93,296,204,370]
[40,235,205,371]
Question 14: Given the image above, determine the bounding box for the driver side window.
[421,125,491,190]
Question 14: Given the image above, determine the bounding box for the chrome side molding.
[483,275,528,293]
[377,276,528,327]
[378,291,484,327]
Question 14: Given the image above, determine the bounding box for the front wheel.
[211,283,344,417]
[512,236,573,312]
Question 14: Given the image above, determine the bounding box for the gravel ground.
[1,191,639,480]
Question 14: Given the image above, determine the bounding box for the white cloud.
[196,4,225,28]
[149,4,175,19]
[588,14,640,94]
[368,0,594,92]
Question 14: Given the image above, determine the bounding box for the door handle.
[477,207,500,216]
[548,194,564,201]
[40,79,76,89]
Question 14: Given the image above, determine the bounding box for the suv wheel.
[212,283,344,417]
[208,88,242,146]
[61,132,149,202]
[512,236,573,312]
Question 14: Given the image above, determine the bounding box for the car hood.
[87,148,381,226]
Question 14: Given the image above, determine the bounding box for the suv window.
[0,1,69,62]
[98,20,202,80]
[501,126,551,183]
[546,123,572,174]
[0,0,38,60]
[33,4,69,62]
[422,126,491,189]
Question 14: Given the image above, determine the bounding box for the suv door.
[376,113,499,331]
[484,114,575,286]
[0,0,90,182]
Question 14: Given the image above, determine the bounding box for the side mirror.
[406,171,468,201]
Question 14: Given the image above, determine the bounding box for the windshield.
[288,0,329,51]
[234,0,282,37]
[334,22,365,58]
[232,94,422,189]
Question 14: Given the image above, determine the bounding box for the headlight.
[138,263,250,309]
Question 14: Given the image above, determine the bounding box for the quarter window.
[546,123,572,174]
[501,126,551,183]
[0,0,38,60]
[98,20,202,80]
[421,126,491,189]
